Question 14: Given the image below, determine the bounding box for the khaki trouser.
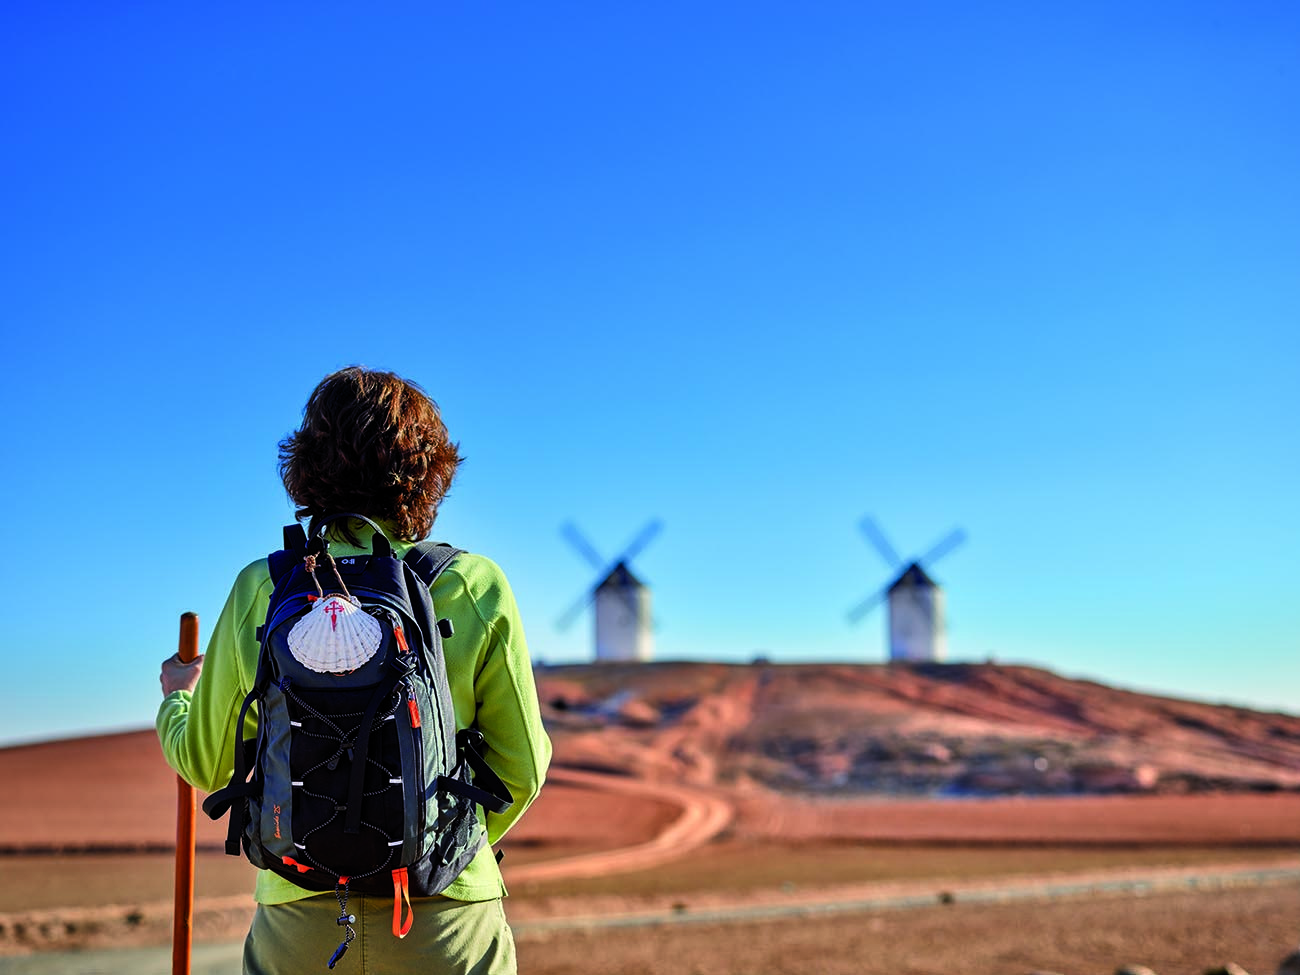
[243,893,516,974]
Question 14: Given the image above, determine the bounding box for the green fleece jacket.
[156,528,551,905]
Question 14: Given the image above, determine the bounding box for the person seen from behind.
[157,366,551,974]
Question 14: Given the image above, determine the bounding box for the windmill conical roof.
[597,560,645,591]
[888,561,937,592]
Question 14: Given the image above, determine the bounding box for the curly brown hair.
[278,367,463,543]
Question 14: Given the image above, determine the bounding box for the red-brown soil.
[0,733,683,856]
[7,660,1298,857]
[513,881,1300,975]
[3,661,1299,970]
[538,661,1300,794]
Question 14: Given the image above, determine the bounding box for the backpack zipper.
[404,676,428,842]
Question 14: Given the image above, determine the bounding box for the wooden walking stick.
[173,611,200,975]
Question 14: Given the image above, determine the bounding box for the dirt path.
[645,671,760,786]
[0,767,737,959]
[8,761,1300,965]
[507,854,1300,932]
[506,767,735,883]
[7,859,1298,973]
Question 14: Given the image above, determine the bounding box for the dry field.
[3,753,1299,973]
[513,880,1300,975]
[3,842,1298,973]
[4,682,1300,974]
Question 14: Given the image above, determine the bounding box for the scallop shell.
[287,594,383,674]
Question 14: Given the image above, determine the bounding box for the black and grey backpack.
[203,514,513,968]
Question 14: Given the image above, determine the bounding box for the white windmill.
[556,519,662,662]
[846,516,966,663]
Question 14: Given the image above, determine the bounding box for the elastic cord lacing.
[282,683,405,877]
[328,879,355,970]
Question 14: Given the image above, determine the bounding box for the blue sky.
[1,2,1296,745]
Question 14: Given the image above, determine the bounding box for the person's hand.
[160,651,205,696]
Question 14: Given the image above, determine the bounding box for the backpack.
[203,514,514,969]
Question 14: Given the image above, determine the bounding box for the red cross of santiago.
[323,598,347,631]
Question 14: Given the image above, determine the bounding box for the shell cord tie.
[303,552,355,602]
[328,879,355,970]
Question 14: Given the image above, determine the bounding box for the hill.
[2,660,1296,855]
[535,661,1300,796]
[3,661,1300,965]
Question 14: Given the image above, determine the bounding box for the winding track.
[506,767,735,883]
[501,768,1300,933]
[5,773,1299,968]
[502,768,1300,934]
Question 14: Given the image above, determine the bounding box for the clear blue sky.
[1,2,1296,746]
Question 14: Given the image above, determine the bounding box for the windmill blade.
[917,528,967,568]
[846,587,888,625]
[616,518,663,565]
[560,521,607,571]
[555,587,596,632]
[858,516,902,569]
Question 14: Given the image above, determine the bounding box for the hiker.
[158,366,551,974]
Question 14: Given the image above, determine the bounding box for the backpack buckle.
[456,728,486,754]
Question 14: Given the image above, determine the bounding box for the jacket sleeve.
[449,559,552,845]
[156,560,269,795]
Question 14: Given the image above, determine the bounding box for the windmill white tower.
[846,516,966,663]
[557,520,661,662]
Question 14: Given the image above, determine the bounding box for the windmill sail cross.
[848,516,966,664]
[559,520,660,663]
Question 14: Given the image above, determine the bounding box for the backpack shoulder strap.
[256,526,309,645]
[403,541,465,588]
[267,523,309,587]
